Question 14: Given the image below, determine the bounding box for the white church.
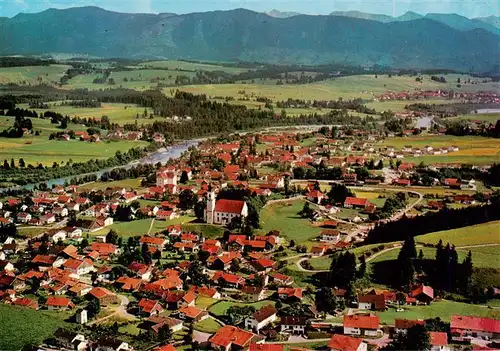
[204,191,248,225]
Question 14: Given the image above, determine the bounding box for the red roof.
[343,314,379,330]
[451,315,500,334]
[89,287,116,299]
[249,344,283,351]
[429,332,448,346]
[328,334,363,351]
[210,325,255,348]
[154,345,177,351]
[411,285,434,299]
[395,319,425,329]
[46,296,74,308]
[215,199,246,214]
[138,298,162,313]
[344,197,368,206]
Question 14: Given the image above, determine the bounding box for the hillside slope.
[1,7,499,71]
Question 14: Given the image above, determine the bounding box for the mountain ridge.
[1,7,499,71]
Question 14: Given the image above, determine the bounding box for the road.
[88,294,136,325]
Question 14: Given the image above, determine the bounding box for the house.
[46,296,75,311]
[444,178,461,189]
[429,331,450,351]
[12,297,39,309]
[307,190,326,204]
[320,230,340,243]
[210,325,262,351]
[280,316,308,334]
[394,319,425,334]
[40,213,56,225]
[343,314,380,337]
[156,210,178,221]
[115,276,143,292]
[178,305,208,322]
[268,272,294,286]
[344,197,369,209]
[147,315,184,334]
[450,315,500,342]
[357,293,386,311]
[164,290,196,310]
[242,286,266,302]
[128,262,154,281]
[139,236,168,250]
[245,304,278,332]
[251,258,277,273]
[89,287,119,306]
[138,298,164,317]
[278,287,303,302]
[411,285,434,304]
[17,212,31,223]
[88,338,133,351]
[212,271,246,288]
[204,192,248,225]
[63,258,94,276]
[249,344,283,351]
[328,334,367,351]
[54,329,87,351]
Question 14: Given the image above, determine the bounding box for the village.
[0,123,499,351]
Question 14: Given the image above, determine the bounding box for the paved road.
[88,294,136,325]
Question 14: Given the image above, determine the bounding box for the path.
[88,294,136,325]
[147,218,155,235]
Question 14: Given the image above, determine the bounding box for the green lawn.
[209,300,275,316]
[195,297,217,309]
[181,223,225,239]
[79,178,144,191]
[139,60,249,74]
[377,300,500,325]
[259,199,321,243]
[193,317,223,333]
[309,256,332,270]
[416,221,500,247]
[0,304,71,351]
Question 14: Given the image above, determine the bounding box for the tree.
[327,184,354,204]
[180,170,189,184]
[358,255,367,278]
[385,325,430,350]
[157,324,172,342]
[19,158,25,168]
[461,250,473,295]
[179,189,197,210]
[106,229,118,245]
[315,287,341,314]
[141,243,152,264]
[87,299,101,318]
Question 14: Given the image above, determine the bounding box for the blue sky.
[1,0,498,18]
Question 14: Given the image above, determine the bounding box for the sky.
[1,0,498,19]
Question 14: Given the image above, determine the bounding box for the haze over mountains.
[1,6,499,72]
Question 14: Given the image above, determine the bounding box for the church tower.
[204,191,216,224]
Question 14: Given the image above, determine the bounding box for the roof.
[429,332,448,346]
[89,287,116,300]
[328,334,363,351]
[451,315,500,334]
[343,314,379,330]
[411,285,434,299]
[249,344,284,351]
[210,325,255,348]
[179,305,204,319]
[46,296,74,307]
[251,304,278,322]
[344,197,368,206]
[215,199,246,214]
[154,345,177,351]
[138,298,162,313]
[281,316,308,326]
[278,287,303,299]
[395,319,425,329]
[358,293,386,310]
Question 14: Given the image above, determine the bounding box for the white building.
[244,305,277,332]
[204,191,248,225]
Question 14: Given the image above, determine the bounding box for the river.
[1,139,202,192]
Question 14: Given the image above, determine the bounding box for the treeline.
[60,100,102,108]
[0,57,55,67]
[365,196,500,244]
[275,98,376,114]
[445,119,500,138]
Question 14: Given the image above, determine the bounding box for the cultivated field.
[17,102,158,126]
[382,135,500,165]
[0,64,70,85]
[0,304,71,350]
[138,60,249,74]
[90,216,194,237]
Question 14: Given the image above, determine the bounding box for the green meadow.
[0,64,71,85]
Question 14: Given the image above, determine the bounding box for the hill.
[1,7,499,71]
[265,9,301,18]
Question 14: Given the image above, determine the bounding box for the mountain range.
[1,7,499,72]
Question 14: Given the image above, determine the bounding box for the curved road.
[88,294,136,325]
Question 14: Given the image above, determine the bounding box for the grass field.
[452,112,500,123]
[181,223,225,239]
[78,178,143,191]
[0,64,71,85]
[195,297,217,309]
[90,216,195,237]
[259,200,321,243]
[0,116,148,165]
[18,102,158,126]
[209,300,275,316]
[382,135,500,165]
[377,300,500,325]
[177,74,498,102]
[0,304,71,351]
[415,221,500,247]
[193,317,223,333]
[138,60,249,74]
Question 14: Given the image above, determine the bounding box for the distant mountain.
[265,9,301,18]
[329,10,499,35]
[1,7,499,71]
[329,11,393,23]
[424,13,500,35]
[475,16,500,29]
